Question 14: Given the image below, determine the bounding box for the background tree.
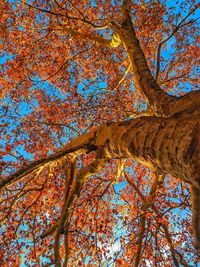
[0,0,200,266]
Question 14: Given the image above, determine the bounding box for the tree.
[0,0,199,266]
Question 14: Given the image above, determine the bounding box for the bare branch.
[125,171,165,266]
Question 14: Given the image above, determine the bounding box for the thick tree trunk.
[94,112,200,188]
[3,111,199,189]
[92,111,200,249]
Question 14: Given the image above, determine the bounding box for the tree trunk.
[191,185,200,249]
[92,110,200,249]
[94,112,200,189]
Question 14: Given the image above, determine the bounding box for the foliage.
[0,0,199,266]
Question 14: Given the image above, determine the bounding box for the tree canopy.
[0,0,200,266]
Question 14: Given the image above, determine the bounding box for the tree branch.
[53,157,107,265]
[155,5,200,81]
[125,171,165,266]
[119,3,176,116]
[161,224,180,267]
[55,24,121,48]
[23,1,108,29]
[119,2,200,117]
[0,129,98,190]
[30,47,93,83]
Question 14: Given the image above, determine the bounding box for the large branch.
[0,129,97,190]
[56,25,121,48]
[118,1,200,117]
[118,2,175,116]
[51,1,200,117]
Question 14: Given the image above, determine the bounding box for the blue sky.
[1,0,200,266]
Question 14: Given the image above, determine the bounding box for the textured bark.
[93,112,200,187]
[191,185,200,249]
[119,5,176,116]
[3,108,199,190]
[90,110,200,249]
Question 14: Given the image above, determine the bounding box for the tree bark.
[91,110,200,249]
[191,185,200,249]
[118,1,200,117]
[92,112,200,188]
